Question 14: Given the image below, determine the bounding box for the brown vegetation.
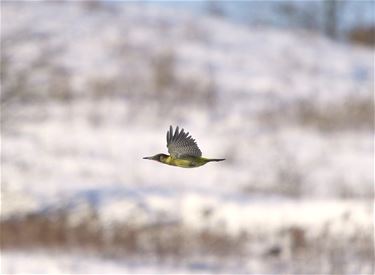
[0,207,246,262]
[1,205,373,273]
[348,26,375,47]
[259,95,373,132]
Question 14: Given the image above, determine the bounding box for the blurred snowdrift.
[1,2,373,274]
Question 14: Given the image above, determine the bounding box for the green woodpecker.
[143,126,225,168]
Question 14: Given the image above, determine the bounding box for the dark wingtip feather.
[177,128,185,141]
[167,125,173,144]
[173,126,179,142]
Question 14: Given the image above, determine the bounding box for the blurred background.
[1,0,374,273]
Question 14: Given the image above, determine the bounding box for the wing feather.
[166,125,202,158]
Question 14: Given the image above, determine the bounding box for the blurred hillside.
[1,1,374,274]
[154,0,375,45]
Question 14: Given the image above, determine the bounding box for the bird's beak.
[143,156,152,160]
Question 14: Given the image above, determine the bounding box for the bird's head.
[143,153,168,162]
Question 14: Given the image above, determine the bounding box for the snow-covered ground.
[1,1,373,274]
[2,250,211,274]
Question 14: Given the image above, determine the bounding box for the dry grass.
[260,95,374,132]
[0,207,246,262]
[348,25,375,47]
[294,96,373,132]
[1,205,373,273]
[281,224,374,274]
[1,43,218,130]
[150,49,217,111]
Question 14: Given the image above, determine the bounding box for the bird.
[143,125,225,168]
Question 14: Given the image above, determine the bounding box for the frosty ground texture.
[1,2,374,274]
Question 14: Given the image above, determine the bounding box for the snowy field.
[1,1,374,274]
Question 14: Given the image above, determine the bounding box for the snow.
[1,1,373,274]
[1,250,207,274]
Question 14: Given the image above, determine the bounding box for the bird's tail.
[207,158,225,162]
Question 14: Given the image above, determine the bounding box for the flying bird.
[143,126,225,168]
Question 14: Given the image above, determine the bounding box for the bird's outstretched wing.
[166,126,202,159]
